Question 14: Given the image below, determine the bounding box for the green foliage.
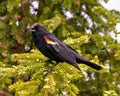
[0,0,120,95]
[0,50,82,95]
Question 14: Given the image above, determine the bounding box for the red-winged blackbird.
[31,24,103,72]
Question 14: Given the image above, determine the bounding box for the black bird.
[31,24,104,72]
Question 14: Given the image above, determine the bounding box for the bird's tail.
[83,61,102,70]
[77,57,103,70]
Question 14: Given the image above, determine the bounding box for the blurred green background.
[0,0,120,96]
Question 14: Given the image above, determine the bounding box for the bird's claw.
[43,68,55,76]
[46,68,54,73]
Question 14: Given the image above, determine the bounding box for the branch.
[0,90,12,96]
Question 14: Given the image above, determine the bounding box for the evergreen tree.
[0,0,120,95]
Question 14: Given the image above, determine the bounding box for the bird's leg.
[45,59,52,63]
[46,63,58,73]
[44,62,58,76]
[44,60,59,76]
[45,59,56,64]
[38,62,58,92]
[45,59,55,69]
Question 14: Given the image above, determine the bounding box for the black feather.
[31,24,103,71]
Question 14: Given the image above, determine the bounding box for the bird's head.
[30,24,48,34]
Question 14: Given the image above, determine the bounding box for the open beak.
[30,26,35,32]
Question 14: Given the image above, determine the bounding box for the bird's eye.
[32,27,35,30]
[34,25,40,30]
[31,24,42,32]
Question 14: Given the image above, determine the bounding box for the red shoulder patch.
[43,36,58,45]
[43,36,52,43]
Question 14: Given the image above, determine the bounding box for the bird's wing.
[43,34,103,70]
[44,34,83,58]
[48,34,80,51]
[43,35,60,52]
[43,34,76,64]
